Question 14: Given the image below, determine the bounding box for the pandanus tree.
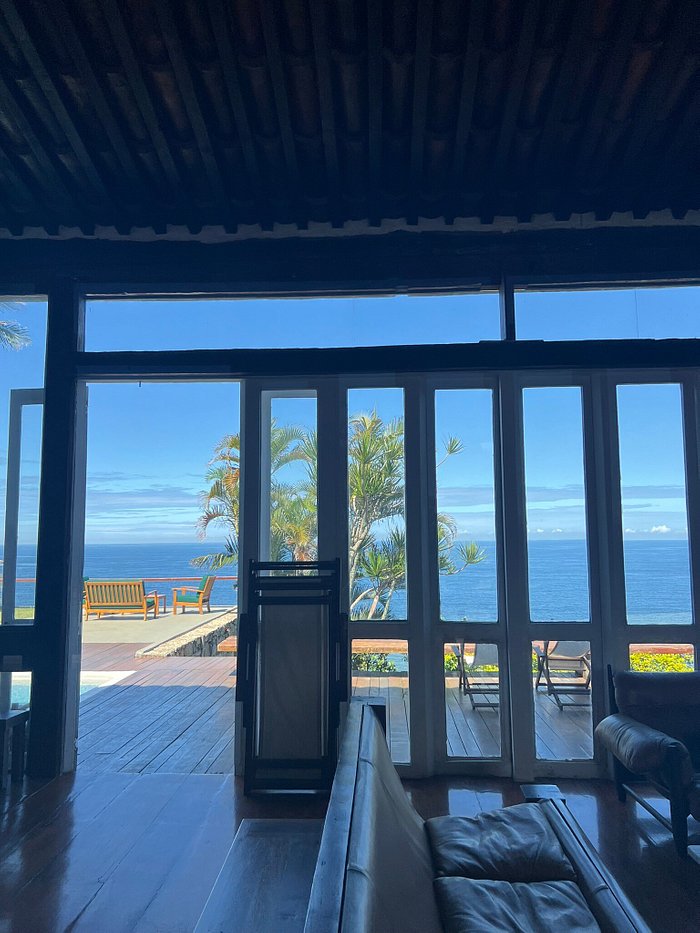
[194,411,485,619]
[0,302,30,350]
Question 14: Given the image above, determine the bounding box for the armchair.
[172,575,216,614]
[595,667,700,857]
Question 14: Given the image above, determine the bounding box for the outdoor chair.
[172,575,216,614]
[83,579,164,621]
[596,667,700,857]
[534,640,591,710]
[453,641,500,710]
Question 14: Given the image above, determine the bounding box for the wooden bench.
[84,580,165,620]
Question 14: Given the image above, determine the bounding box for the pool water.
[11,682,103,709]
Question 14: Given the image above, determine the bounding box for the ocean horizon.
[2,538,693,625]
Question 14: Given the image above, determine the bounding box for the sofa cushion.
[595,714,695,785]
[426,803,576,883]
[434,877,600,933]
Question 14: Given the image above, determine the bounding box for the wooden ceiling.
[0,0,698,237]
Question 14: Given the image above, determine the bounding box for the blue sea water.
[2,539,694,625]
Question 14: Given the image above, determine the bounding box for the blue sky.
[0,290,695,545]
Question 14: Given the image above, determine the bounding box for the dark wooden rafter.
[0,70,76,211]
[533,0,594,179]
[258,0,304,223]
[0,0,112,208]
[407,0,434,223]
[206,0,262,203]
[615,2,700,181]
[153,0,229,209]
[449,0,486,206]
[573,0,644,178]
[50,0,145,199]
[366,0,383,226]
[99,0,182,195]
[490,0,542,184]
[308,0,341,223]
[0,139,39,213]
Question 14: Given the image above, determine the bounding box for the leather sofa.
[596,668,700,857]
[305,702,649,932]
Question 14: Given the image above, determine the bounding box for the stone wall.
[135,610,238,659]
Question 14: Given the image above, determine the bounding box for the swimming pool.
[9,670,134,709]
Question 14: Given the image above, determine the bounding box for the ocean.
[3,539,694,625]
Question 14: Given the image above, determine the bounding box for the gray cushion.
[434,877,600,933]
[426,803,576,883]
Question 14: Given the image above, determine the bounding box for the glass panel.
[351,638,410,763]
[629,644,695,672]
[348,389,406,621]
[435,390,497,622]
[264,394,318,562]
[86,293,501,351]
[85,382,241,610]
[0,298,47,626]
[533,640,593,760]
[523,388,590,622]
[444,642,501,758]
[617,384,692,624]
[516,286,700,340]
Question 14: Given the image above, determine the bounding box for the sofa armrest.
[595,714,693,784]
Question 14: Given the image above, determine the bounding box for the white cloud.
[552,528,563,534]
[536,528,545,534]
[650,524,671,534]
[624,528,637,534]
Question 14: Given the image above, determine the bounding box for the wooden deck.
[79,644,236,775]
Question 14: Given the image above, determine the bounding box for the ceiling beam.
[449,0,486,212]
[258,0,304,225]
[407,0,434,223]
[154,0,229,210]
[99,0,182,196]
[573,0,643,179]
[206,0,262,207]
[489,0,542,184]
[366,0,383,226]
[0,0,113,208]
[308,0,341,224]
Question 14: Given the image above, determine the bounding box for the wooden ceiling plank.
[490,0,542,183]
[408,0,434,218]
[573,0,643,177]
[616,3,700,178]
[258,0,304,219]
[449,0,486,193]
[0,140,40,211]
[154,0,229,207]
[308,0,341,221]
[533,0,593,178]
[206,0,262,196]
[51,0,144,191]
[99,0,181,192]
[367,0,383,226]
[0,70,76,210]
[0,0,112,206]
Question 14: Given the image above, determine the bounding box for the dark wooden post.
[26,278,83,778]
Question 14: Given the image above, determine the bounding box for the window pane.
[445,642,501,758]
[629,644,694,672]
[523,388,590,622]
[0,298,47,626]
[617,384,692,624]
[348,389,406,621]
[86,293,501,351]
[435,391,497,622]
[264,394,317,562]
[351,639,409,763]
[533,640,593,760]
[516,286,700,340]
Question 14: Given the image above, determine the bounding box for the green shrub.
[352,652,397,673]
[444,653,459,672]
[629,652,694,673]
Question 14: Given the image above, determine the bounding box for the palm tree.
[0,319,29,350]
[195,410,486,619]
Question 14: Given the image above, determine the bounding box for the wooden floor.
[2,769,698,931]
[352,674,593,763]
[79,644,236,775]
